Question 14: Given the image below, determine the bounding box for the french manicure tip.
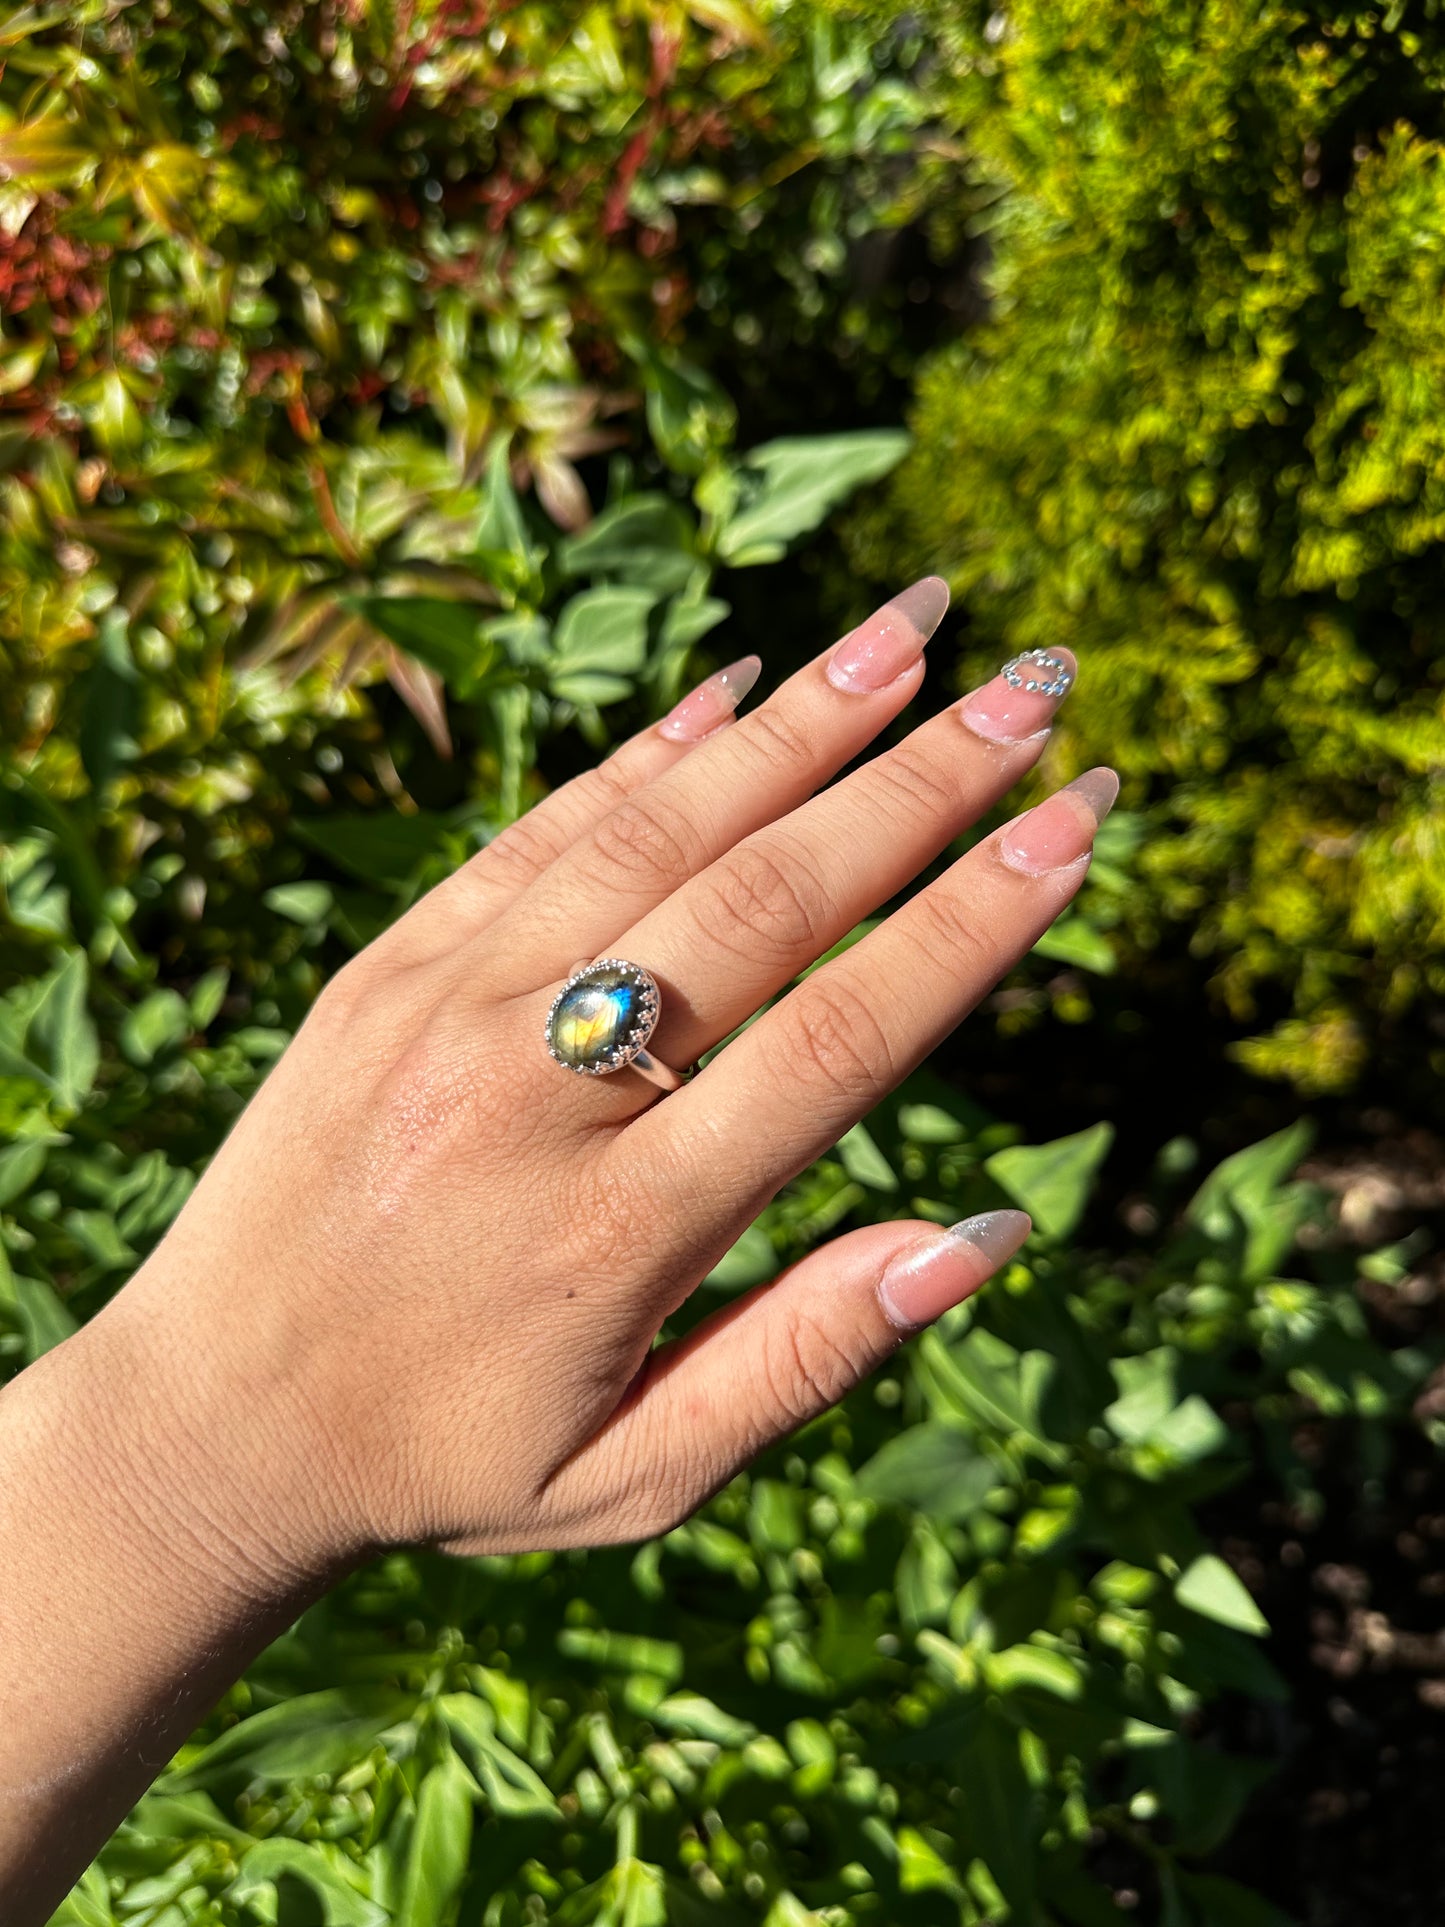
[1062,766,1120,825]
[889,574,951,643]
[950,1209,1032,1265]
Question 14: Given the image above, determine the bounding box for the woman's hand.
[0,580,1110,1913]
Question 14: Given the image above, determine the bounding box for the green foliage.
[28,1102,1433,1924]
[852,0,1445,1090]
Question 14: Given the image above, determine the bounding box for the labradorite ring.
[545,958,689,1093]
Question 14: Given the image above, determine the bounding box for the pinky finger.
[540,1210,1030,1546]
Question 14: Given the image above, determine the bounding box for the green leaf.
[293,813,449,888]
[984,1122,1113,1241]
[638,347,737,477]
[120,989,191,1066]
[227,1840,387,1927]
[703,1222,778,1293]
[836,1122,898,1191]
[188,966,229,1029]
[714,430,911,563]
[1174,1554,1269,1636]
[79,608,141,795]
[349,596,489,692]
[264,882,334,926]
[1032,915,1116,974]
[158,1689,411,1795]
[11,1270,78,1361]
[856,1422,997,1520]
[473,435,546,595]
[0,951,99,1113]
[559,495,698,595]
[439,1694,559,1819]
[552,586,655,674]
[398,1749,474,1927]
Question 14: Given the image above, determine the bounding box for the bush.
[3,4,1438,1923]
[29,1096,1429,1927]
[851,0,1445,1093]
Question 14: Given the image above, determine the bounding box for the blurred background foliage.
[4,0,1445,1923]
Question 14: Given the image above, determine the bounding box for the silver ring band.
[545,958,691,1092]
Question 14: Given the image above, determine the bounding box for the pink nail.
[998,768,1119,876]
[825,576,950,694]
[658,656,762,742]
[960,646,1077,745]
[877,1211,1031,1329]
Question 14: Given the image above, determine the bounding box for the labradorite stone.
[549,965,642,1070]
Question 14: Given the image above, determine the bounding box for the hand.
[106,579,1106,1567]
[1,583,1111,1913]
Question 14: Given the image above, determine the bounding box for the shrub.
[851,0,1445,1093]
[26,1098,1430,1926]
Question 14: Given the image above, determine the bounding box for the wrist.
[84,1262,366,1600]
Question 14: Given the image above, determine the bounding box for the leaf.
[11,1269,78,1361]
[397,1749,474,1927]
[1174,1554,1269,1636]
[264,882,334,925]
[551,586,655,675]
[985,1122,1113,1240]
[856,1422,997,1520]
[0,951,99,1113]
[78,606,142,794]
[349,597,492,694]
[120,989,191,1067]
[714,431,911,563]
[439,1694,559,1819]
[559,494,698,596]
[158,1689,411,1795]
[836,1122,898,1191]
[1032,915,1116,974]
[293,812,450,887]
[474,436,545,595]
[703,1222,778,1292]
[638,347,737,477]
[227,1840,387,1927]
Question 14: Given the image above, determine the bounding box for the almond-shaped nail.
[878,1210,1032,1329]
[659,655,762,742]
[960,646,1077,745]
[998,767,1119,876]
[825,576,950,694]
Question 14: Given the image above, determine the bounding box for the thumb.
[541,1210,1030,1546]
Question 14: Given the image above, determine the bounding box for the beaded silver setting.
[1000,648,1074,700]
[545,958,660,1076]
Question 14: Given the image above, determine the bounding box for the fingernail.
[825,575,950,694]
[998,767,1119,876]
[878,1210,1032,1329]
[659,656,762,742]
[960,646,1077,745]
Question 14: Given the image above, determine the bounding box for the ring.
[545,958,690,1093]
[1000,648,1073,699]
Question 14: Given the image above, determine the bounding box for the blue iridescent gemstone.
[548,962,652,1072]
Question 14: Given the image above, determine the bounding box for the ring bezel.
[545,958,662,1077]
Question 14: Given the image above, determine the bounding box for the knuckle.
[766,1310,869,1429]
[912,885,996,978]
[874,742,961,827]
[483,809,567,888]
[777,973,896,1104]
[697,838,826,965]
[591,793,706,892]
[744,701,815,776]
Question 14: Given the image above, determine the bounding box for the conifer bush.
[852,0,1445,1092]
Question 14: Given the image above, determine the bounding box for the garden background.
[5,1,1445,1921]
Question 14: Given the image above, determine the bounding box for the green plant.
[22,1099,1429,1926]
[850,0,1445,1092]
